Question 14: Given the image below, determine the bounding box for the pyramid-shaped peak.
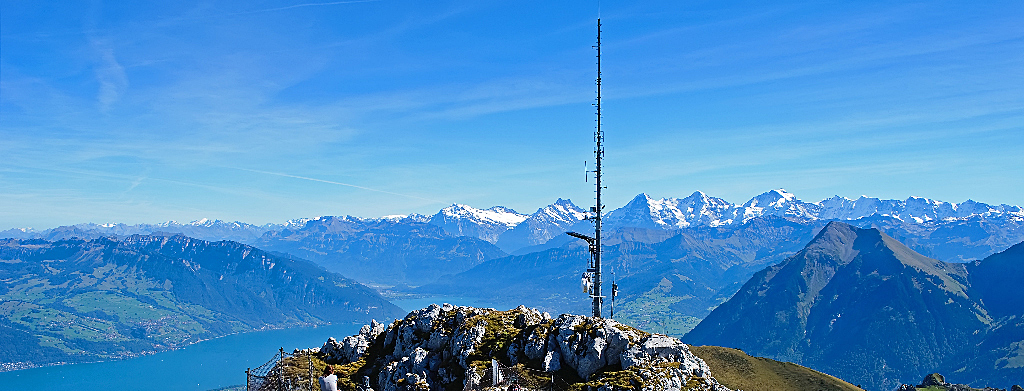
[681,190,720,203]
[625,193,654,206]
[744,188,798,207]
[804,221,863,249]
[815,220,861,241]
[545,199,584,213]
[769,188,796,199]
[810,221,950,275]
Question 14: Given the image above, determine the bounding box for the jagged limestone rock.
[317,304,729,391]
[322,319,387,364]
[922,373,946,387]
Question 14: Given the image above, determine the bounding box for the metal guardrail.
[464,359,568,391]
[246,348,319,391]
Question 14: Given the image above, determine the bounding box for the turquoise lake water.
[0,296,503,391]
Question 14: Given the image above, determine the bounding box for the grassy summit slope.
[690,346,861,391]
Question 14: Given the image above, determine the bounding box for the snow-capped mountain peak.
[736,189,817,222]
[742,189,797,208]
[429,204,528,243]
[280,217,316,229]
[494,198,588,252]
[436,204,527,228]
[598,190,1024,232]
[377,214,430,224]
[544,198,589,222]
[817,196,856,220]
[602,192,738,230]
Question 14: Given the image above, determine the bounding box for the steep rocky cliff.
[314,304,730,391]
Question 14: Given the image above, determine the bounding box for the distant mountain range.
[0,218,296,244]
[3,190,1022,328]
[0,234,402,370]
[605,190,1022,229]
[413,191,1023,337]
[4,190,1021,331]
[6,189,1021,255]
[418,216,821,335]
[495,198,589,252]
[683,222,1023,390]
[2,190,1022,385]
[250,216,505,286]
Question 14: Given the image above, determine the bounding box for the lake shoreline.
[0,296,502,391]
[0,320,345,374]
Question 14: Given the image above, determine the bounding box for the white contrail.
[237,0,381,15]
[235,168,445,204]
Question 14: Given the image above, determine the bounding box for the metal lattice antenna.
[592,18,604,319]
[569,19,605,319]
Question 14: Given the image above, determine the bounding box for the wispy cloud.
[232,0,383,15]
[3,164,236,196]
[232,167,446,204]
[90,39,128,112]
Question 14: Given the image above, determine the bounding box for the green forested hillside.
[0,235,402,369]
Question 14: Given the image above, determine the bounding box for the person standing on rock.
[319,365,339,391]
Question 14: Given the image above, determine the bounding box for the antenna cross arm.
[565,231,596,244]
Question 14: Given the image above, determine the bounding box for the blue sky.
[1,0,1022,229]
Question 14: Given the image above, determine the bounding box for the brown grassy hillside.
[690,345,862,391]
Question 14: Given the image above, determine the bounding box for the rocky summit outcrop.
[894,373,1018,391]
[316,304,730,391]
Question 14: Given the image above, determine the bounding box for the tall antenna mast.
[592,18,604,319]
[566,18,605,318]
[569,19,605,318]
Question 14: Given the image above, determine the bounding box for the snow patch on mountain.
[495,198,588,252]
[5,190,1021,254]
[605,189,1024,232]
[444,205,528,227]
[604,191,739,229]
[429,204,528,243]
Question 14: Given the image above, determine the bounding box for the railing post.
[308,351,314,391]
[246,368,251,391]
[279,347,286,391]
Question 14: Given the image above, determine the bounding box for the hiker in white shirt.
[319,364,339,391]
